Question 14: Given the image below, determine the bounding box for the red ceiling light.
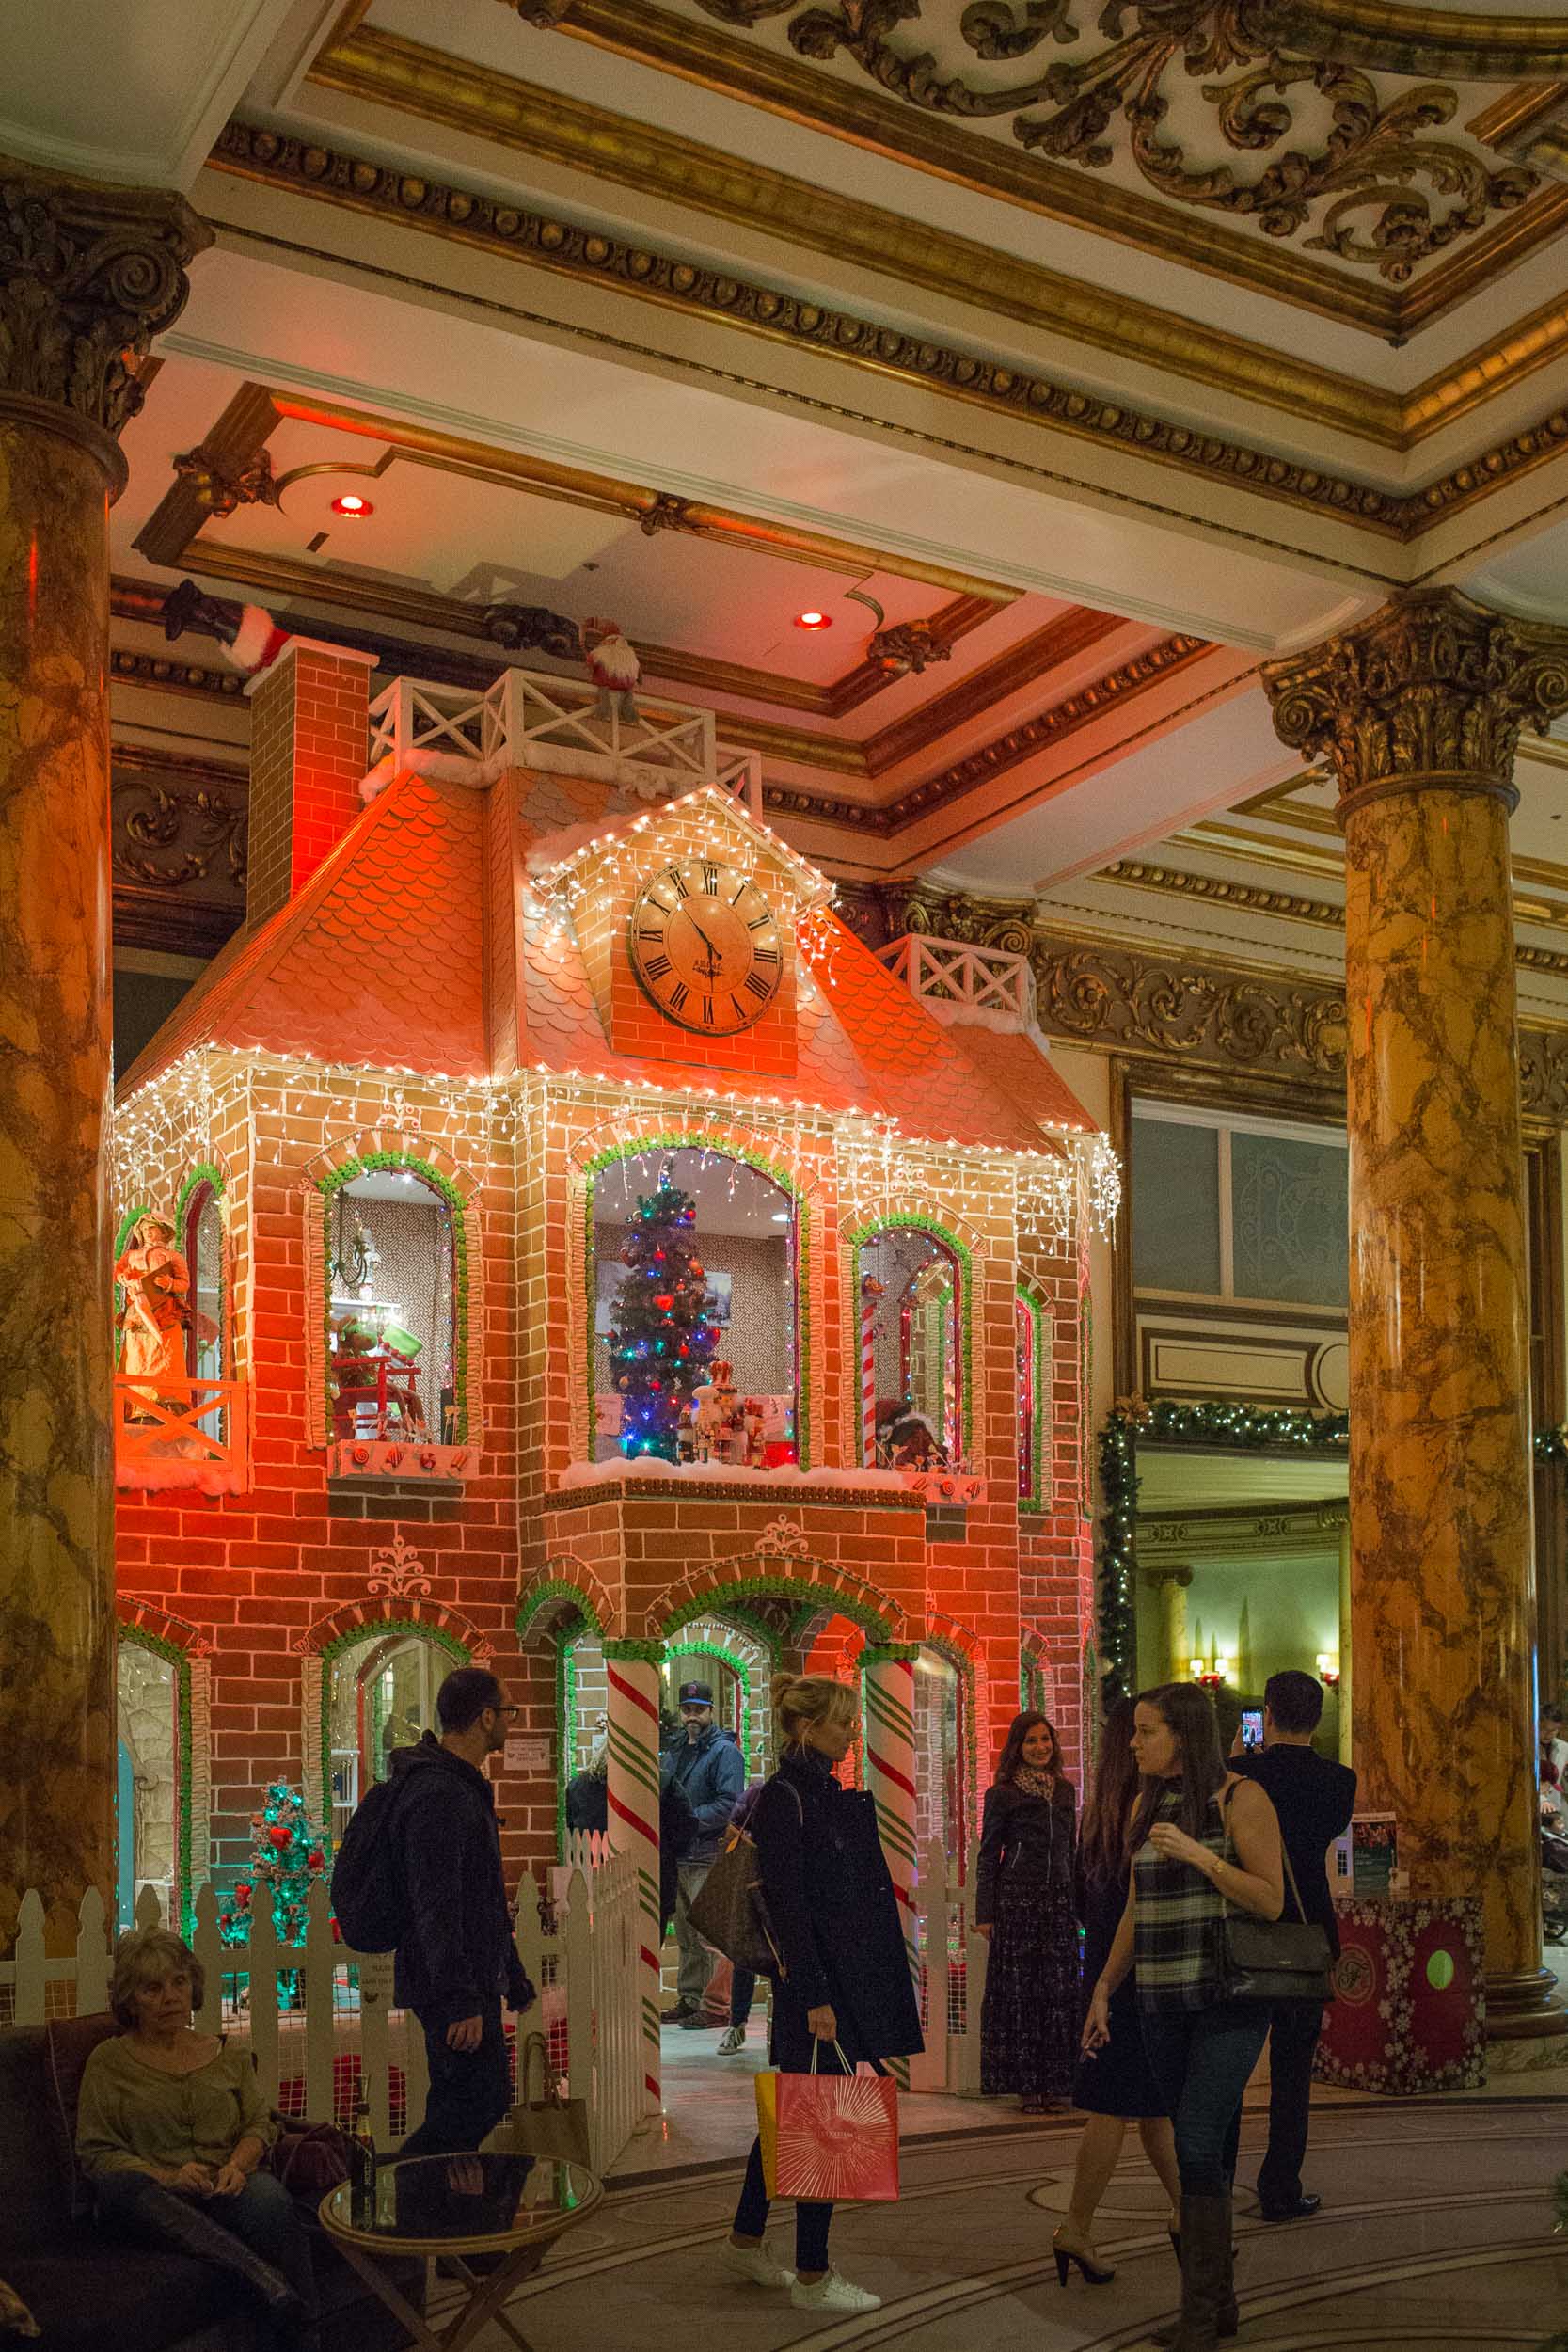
[794,609,832,629]
[331,493,373,517]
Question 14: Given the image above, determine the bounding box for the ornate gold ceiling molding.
[110,646,248,702]
[1103,858,1343,928]
[206,122,1568,550]
[309,27,1403,444]
[475,0,1568,335]
[858,607,1127,775]
[1260,3,1568,79]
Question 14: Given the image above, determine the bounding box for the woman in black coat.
[975,1710,1079,2112]
[722,1672,923,2318]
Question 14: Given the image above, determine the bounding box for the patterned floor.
[453,2090,1567,2352]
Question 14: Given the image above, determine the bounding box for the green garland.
[315,1616,468,1837]
[847,1213,974,1464]
[1097,1397,1349,1708]
[656,1569,897,1645]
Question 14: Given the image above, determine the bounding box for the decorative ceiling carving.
[536,0,1534,278]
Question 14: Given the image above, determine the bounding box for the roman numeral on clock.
[669,868,689,899]
[754,945,779,965]
[668,980,689,1013]
[743,971,771,1001]
[747,914,771,932]
[702,994,714,1026]
[702,863,720,894]
[643,951,672,980]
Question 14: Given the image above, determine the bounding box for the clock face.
[627,859,784,1035]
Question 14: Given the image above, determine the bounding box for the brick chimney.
[245,638,378,926]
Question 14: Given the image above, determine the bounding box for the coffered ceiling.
[9,0,1568,1007]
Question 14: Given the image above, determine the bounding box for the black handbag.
[1217,1796,1335,2004]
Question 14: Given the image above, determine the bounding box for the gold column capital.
[0,159,212,494]
[1260,586,1568,823]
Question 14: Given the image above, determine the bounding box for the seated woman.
[75,1930,318,2352]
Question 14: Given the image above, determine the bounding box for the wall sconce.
[1317,1652,1341,1689]
[1189,1656,1231,1690]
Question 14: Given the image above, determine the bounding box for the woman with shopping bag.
[721,1672,922,2315]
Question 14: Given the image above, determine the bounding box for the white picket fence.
[1,1842,645,2175]
[911,1835,989,2094]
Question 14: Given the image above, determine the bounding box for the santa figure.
[582,617,641,723]
[163,578,291,678]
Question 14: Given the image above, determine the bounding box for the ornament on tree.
[609,1176,718,1460]
[218,1781,333,1950]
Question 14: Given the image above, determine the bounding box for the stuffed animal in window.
[875,1397,949,1470]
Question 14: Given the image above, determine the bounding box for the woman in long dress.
[114,1214,190,1405]
[975,1710,1079,2112]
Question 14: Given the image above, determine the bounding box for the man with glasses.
[391,1667,536,2154]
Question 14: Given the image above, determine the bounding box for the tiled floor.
[433,2026,1568,2349]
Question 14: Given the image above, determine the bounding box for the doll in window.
[114,1215,191,1405]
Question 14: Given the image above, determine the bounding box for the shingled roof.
[119,767,1097,1154]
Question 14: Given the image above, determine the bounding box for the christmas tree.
[218,1780,332,1948]
[609,1175,718,1461]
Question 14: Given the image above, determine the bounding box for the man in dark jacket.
[660,1681,744,2026]
[1232,1669,1356,2222]
[391,1666,536,2155]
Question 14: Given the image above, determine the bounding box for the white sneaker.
[718,2026,746,2054]
[790,2270,882,2312]
[719,2237,794,2290]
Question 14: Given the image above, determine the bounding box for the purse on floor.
[688,1777,800,1976]
[1217,1797,1335,2004]
[498,2032,591,2168]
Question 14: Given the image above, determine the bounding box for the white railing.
[364,669,762,818]
[2,1843,645,2175]
[878,933,1035,1032]
[911,1835,987,2094]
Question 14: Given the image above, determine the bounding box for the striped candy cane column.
[603,1642,665,2115]
[860,1276,880,1464]
[862,1644,921,2088]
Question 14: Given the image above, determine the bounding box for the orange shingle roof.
[117,774,489,1096]
[939,1021,1099,1140]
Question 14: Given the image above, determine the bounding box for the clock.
[627,859,784,1036]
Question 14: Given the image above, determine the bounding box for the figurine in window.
[875,1396,949,1470]
[114,1215,191,1406]
[740,1396,767,1469]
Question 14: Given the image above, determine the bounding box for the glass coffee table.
[320,2152,602,2352]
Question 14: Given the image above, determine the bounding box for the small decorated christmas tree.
[609,1174,718,1461]
[218,1780,331,1948]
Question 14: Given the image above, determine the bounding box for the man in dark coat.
[660,1681,744,2026]
[1232,1669,1356,2221]
[390,1666,536,2154]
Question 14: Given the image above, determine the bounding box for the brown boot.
[1150,2191,1233,2351]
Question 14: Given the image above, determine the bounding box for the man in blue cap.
[660,1680,745,2026]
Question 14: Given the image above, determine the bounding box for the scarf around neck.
[1012,1762,1056,1800]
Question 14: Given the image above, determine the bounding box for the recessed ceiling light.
[794,610,832,629]
[332,493,372,517]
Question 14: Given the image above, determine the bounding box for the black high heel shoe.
[1053,2233,1116,2287]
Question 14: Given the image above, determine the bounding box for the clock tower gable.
[534,788,826,1079]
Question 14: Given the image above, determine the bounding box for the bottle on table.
[349,2095,378,2225]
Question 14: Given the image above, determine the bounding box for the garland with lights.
[609,1175,718,1460]
[1097,1397,1350,1707]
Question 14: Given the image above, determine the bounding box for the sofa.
[0,2016,422,2351]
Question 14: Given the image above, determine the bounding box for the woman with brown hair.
[1051,1695,1180,2287]
[721,1672,922,2315]
[974,1709,1078,2114]
[76,1930,316,2350]
[1083,1682,1283,2352]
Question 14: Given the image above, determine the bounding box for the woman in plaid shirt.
[1082,1685,1282,2352]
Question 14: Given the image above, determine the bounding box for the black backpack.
[329,1778,408,1952]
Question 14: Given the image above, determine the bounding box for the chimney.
[245,638,378,925]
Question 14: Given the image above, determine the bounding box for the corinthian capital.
[0,160,211,485]
[1261,588,1568,817]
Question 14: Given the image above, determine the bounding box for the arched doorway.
[325,1627,463,1847]
[117,1636,181,1929]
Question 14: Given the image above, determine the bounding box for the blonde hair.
[109,1929,205,2031]
[773,1670,859,1747]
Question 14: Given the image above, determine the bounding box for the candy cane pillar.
[861,1287,878,1465]
[862,1645,921,2086]
[604,1643,664,2114]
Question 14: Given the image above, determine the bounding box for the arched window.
[913,1646,968,1883]
[182,1180,226,1382]
[327,1168,459,1443]
[856,1225,967,1469]
[325,1629,456,1846]
[117,1635,182,1931]
[588,1146,799,1465]
[1016,1288,1050,1505]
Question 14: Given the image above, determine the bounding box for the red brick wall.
[246,645,376,926]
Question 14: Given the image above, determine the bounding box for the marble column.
[0,164,209,1953]
[1146,1565,1193,1685]
[1264,589,1568,2040]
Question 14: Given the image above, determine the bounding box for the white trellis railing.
[1,1843,645,2175]
[878,933,1035,1031]
[362,668,761,819]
